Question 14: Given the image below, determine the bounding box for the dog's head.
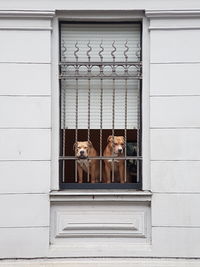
[107,136,125,155]
[73,141,93,159]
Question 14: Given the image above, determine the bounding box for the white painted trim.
[51,16,60,191]
[146,9,200,18]
[50,12,151,192]
[0,62,51,64]
[150,61,200,64]
[57,10,144,21]
[50,190,152,196]
[141,16,150,190]
[0,10,55,18]
[0,27,52,31]
[1,258,200,267]
[50,190,152,202]
[149,26,200,30]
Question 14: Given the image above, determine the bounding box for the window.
[59,22,142,189]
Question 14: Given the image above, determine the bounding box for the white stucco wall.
[0,0,200,262]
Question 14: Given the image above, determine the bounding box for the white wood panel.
[151,161,200,193]
[150,96,200,128]
[0,161,50,193]
[0,194,49,227]
[50,201,151,257]
[0,96,51,128]
[0,227,48,258]
[56,211,145,238]
[51,202,151,245]
[151,129,200,160]
[0,31,50,63]
[150,30,200,63]
[52,205,148,240]
[150,63,200,96]
[0,1,199,10]
[0,129,51,160]
[152,227,200,257]
[1,259,200,267]
[0,18,51,28]
[152,194,200,227]
[0,63,51,95]
[150,18,200,28]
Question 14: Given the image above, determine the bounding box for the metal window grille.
[59,22,142,189]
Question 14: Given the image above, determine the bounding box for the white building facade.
[0,1,200,266]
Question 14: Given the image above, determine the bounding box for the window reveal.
[59,23,142,189]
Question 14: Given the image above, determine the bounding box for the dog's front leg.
[119,161,125,183]
[104,162,111,183]
[90,164,96,184]
[77,163,83,183]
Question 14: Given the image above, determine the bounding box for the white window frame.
[50,11,150,192]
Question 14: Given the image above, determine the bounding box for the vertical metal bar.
[112,78,115,183]
[74,41,79,183]
[136,78,141,183]
[61,39,67,183]
[87,41,92,183]
[62,82,66,183]
[124,41,129,183]
[111,41,116,183]
[136,42,141,183]
[99,41,104,183]
[87,77,91,183]
[124,79,128,183]
[88,80,91,143]
[75,77,78,183]
[100,78,103,182]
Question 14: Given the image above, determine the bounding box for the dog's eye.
[84,146,87,149]
[77,146,81,149]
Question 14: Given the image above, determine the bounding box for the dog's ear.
[121,136,125,145]
[107,135,113,143]
[73,142,78,150]
[87,140,92,147]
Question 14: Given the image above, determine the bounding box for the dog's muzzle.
[78,155,87,159]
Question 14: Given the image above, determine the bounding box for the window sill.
[50,189,152,202]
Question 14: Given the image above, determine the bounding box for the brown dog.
[74,141,99,183]
[103,136,125,184]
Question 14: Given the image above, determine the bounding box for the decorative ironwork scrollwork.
[61,39,67,61]
[99,41,104,62]
[87,41,92,62]
[124,40,129,62]
[111,41,116,61]
[135,42,141,61]
[60,41,142,79]
[74,41,79,62]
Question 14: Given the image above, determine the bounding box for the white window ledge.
[50,190,152,202]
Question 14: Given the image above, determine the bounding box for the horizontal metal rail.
[59,61,142,66]
[59,156,142,160]
[59,75,142,80]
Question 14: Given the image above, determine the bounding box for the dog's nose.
[118,148,123,153]
[80,150,84,155]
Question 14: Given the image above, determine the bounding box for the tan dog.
[103,136,125,184]
[74,141,99,183]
